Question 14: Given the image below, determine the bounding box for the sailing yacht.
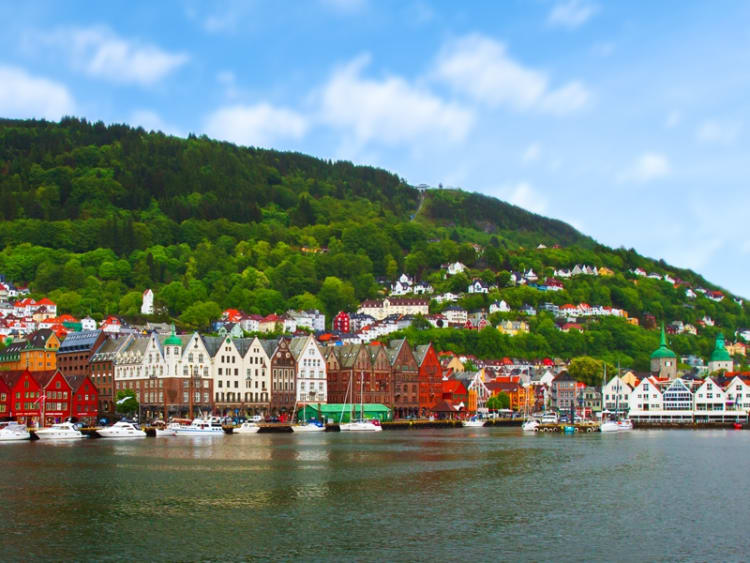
[339,371,382,432]
[600,366,633,433]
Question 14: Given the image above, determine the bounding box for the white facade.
[446,262,466,276]
[141,289,154,315]
[602,376,633,412]
[291,336,327,404]
[81,316,97,331]
[693,378,726,411]
[629,377,664,412]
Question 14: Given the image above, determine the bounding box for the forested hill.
[0,117,747,371]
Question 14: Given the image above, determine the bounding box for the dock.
[533,423,600,433]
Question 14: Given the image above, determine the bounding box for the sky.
[1,0,749,296]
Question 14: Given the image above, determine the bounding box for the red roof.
[442,379,467,394]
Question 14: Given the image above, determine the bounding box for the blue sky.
[2,0,750,296]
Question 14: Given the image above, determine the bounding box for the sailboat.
[340,371,382,432]
[600,365,633,433]
[291,401,325,433]
[521,384,540,431]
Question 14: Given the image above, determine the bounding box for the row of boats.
[520,413,634,433]
[0,417,385,441]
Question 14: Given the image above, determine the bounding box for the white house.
[602,376,633,413]
[434,292,460,304]
[467,280,489,294]
[445,262,466,276]
[141,289,154,315]
[489,300,511,314]
[693,377,725,412]
[725,376,750,412]
[685,288,697,299]
[629,376,664,412]
[524,269,538,282]
[443,305,468,325]
[290,335,327,404]
[81,316,97,331]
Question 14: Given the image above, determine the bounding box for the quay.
[533,423,600,433]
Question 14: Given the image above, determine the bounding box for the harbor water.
[1,428,747,561]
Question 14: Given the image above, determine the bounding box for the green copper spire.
[165,324,181,346]
[650,322,676,360]
[710,333,731,362]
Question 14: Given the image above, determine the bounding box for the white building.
[489,300,511,314]
[290,335,327,404]
[141,289,154,315]
[81,316,97,331]
[602,376,633,413]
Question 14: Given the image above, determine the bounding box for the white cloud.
[498,182,548,215]
[696,119,741,145]
[666,110,681,128]
[432,34,589,115]
[522,143,541,164]
[0,65,75,120]
[204,103,308,147]
[319,55,474,146]
[619,152,671,183]
[548,0,599,29]
[45,26,188,86]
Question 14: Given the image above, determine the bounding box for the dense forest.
[0,117,747,371]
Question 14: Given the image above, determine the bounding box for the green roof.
[165,324,181,346]
[710,333,732,362]
[650,324,676,359]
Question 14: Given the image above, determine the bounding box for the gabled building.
[269,337,296,417]
[388,339,419,419]
[414,343,442,416]
[90,335,131,418]
[290,335,327,405]
[0,329,60,372]
[57,330,108,377]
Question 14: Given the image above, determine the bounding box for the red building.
[0,376,10,419]
[388,339,419,419]
[332,311,350,333]
[325,343,393,407]
[66,375,99,425]
[415,343,443,417]
[0,370,47,426]
[36,370,73,426]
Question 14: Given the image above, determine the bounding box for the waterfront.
[1,429,748,561]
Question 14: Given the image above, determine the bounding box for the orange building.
[0,329,60,371]
[486,380,534,412]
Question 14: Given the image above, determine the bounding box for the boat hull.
[291,423,325,433]
[340,422,382,432]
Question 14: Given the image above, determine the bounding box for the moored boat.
[0,421,31,441]
[34,422,85,440]
[340,419,382,432]
[600,419,633,433]
[522,419,540,432]
[463,417,485,428]
[291,421,325,433]
[97,421,146,439]
[174,418,224,435]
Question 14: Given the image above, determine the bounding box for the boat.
[522,419,540,431]
[340,419,382,432]
[339,371,383,432]
[151,421,178,436]
[600,419,634,432]
[541,412,559,424]
[463,417,485,428]
[97,421,146,438]
[34,422,85,440]
[174,418,224,435]
[291,421,325,432]
[234,422,261,434]
[0,421,31,441]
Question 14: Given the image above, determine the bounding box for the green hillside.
[0,117,747,371]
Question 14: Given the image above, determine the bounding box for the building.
[650,325,677,379]
[332,311,351,333]
[708,333,734,373]
[602,375,632,414]
[290,335,327,405]
[325,343,392,407]
[0,329,60,372]
[141,289,154,315]
[357,297,429,321]
[66,374,99,425]
[269,337,296,417]
[388,339,419,419]
[549,371,577,411]
[415,343,443,417]
[89,335,131,418]
[57,330,108,377]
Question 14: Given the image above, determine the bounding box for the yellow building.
[598,266,615,277]
[497,320,530,336]
[0,329,60,371]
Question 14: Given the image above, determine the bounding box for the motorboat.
[0,421,31,441]
[151,421,178,436]
[34,422,85,440]
[97,421,146,439]
[522,419,540,432]
[600,419,634,433]
[340,419,382,432]
[174,418,224,435]
[291,421,325,433]
[541,412,559,424]
[234,422,261,434]
[463,417,485,428]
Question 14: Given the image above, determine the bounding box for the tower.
[708,333,733,374]
[650,324,677,379]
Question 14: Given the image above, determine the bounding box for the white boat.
[291,421,325,433]
[97,421,146,439]
[234,422,261,434]
[34,422,85,440]
[0,421,31,441]
[600,419,633,433]
[463,417,485,428]
[152,422,179,437]
[174,418,224,435]
[340,419,382,432]
[522,419,540,431]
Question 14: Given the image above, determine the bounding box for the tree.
[317,276,357,319]
[115,389,138,418]
[487,393,510,410]
[568,356,611,386]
